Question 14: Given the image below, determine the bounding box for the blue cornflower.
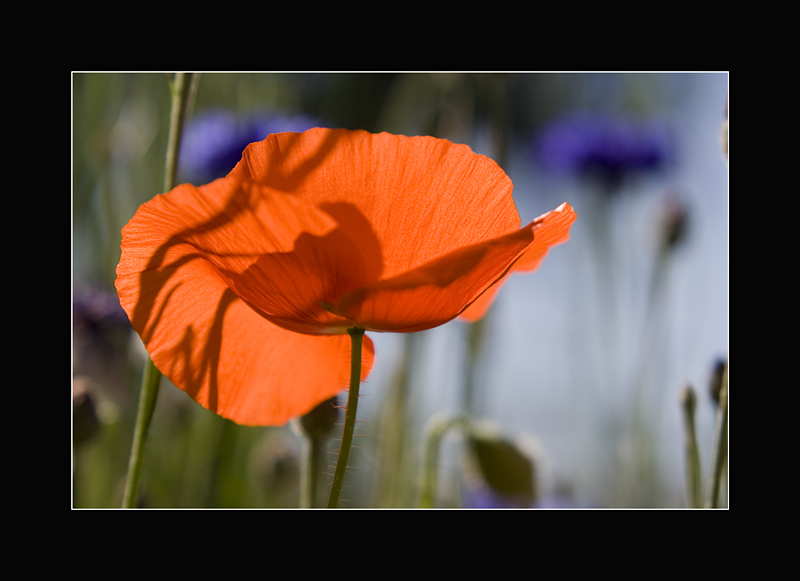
[535,112,672,189]
[179,110,327,184]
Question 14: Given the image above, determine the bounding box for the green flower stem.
[418,413,468,508]
[680,386,702,508]
[705,360,729,508]
[163,73,197,192]
[327,327,365,508]
[122,358,162,507]
[121,72,194,508]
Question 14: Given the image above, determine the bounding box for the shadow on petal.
[164,287,238,414]
[334,226,535,332]
[222,202,385,335]
[234,128,354,195]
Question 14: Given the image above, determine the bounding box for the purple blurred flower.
[73,284,129,328]
[535,112,672,189]
[73,284,131,388]
[179,110,328,184]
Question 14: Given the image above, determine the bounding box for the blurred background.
[72,72,728,508]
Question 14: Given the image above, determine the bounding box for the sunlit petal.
[334,226,535,332]
[459,202,577,322]
[116,239,373,426]
[234,129,522,278]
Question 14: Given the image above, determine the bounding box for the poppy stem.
[327,326,365,508]
[121,72,195,508]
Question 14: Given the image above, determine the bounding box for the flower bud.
[709,358,728,406]
[660,194,689,251]
[680,384,697,415]
[296,396,341,440]
[465,422,537,507]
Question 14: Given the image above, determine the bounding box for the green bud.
[709,359,727,406]
[466,422,537,505]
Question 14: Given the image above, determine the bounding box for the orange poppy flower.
[116,128,576,426]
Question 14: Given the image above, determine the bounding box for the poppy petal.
[509,202,577,272]
[116,245,374,426]
[210,202,383,335]
[459,202,577,322]
[332,225,536,332]
[116,177,372,426]
[233,128,522,280]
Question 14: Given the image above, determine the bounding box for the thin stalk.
[122,357,163,507]
[121,72,194,508]
[300,436,324,508]
[705,360,728,508]
[163,73,195,191]
[680,385,702,508]
[418,413,467,508]
[327,327,365,508]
